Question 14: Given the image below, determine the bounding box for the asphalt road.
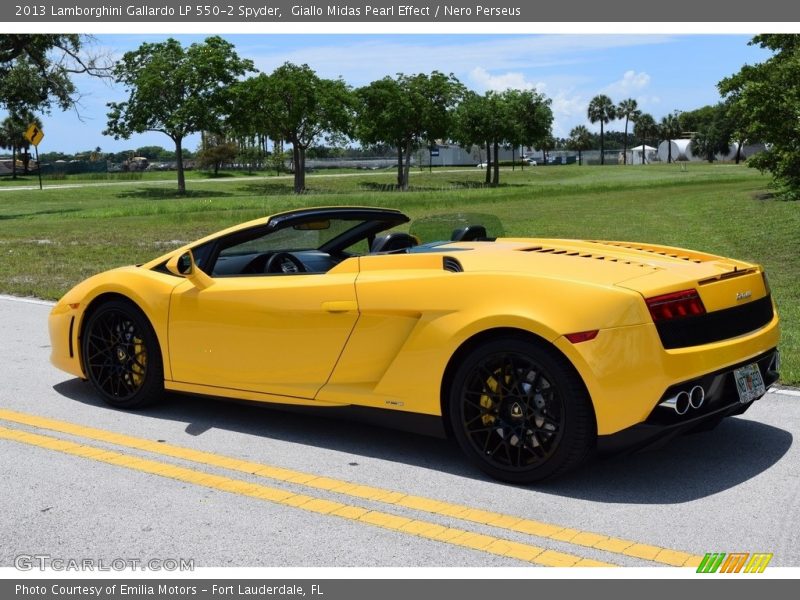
[1,295,798,569]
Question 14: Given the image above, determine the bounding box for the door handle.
[321,300,358,313]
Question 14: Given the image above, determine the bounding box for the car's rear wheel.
[81,299,164,409]
[448,337,595,483]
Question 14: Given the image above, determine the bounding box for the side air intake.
[443,256,464,273]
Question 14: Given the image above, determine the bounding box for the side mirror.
[166,251,213,289]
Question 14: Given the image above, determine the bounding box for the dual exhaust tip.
[660,385,705,415]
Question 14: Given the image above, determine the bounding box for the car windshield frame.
[196,207,410,275]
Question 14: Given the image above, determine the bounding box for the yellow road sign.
[24,123,44,147]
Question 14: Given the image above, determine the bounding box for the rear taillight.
[646,289,706,322]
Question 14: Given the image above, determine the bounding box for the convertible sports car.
[49,206,780,483]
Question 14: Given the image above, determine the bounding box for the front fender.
[49,267,182,380]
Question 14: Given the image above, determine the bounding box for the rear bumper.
[597,348,780,454]
[554,306,780,435]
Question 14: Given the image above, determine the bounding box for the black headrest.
[371,232,419,253]
[451,225,487,242]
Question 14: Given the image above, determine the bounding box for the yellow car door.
[167,271,359,399]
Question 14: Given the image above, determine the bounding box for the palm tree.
[617,98,640,165]
[0,117,21,179]
[0,111,41,177]
[633,113,657,164]
[587,94,616,165]
[659,113,682,163]
[568,125,592,166]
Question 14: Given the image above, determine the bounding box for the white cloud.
[549,92,591,138]
[469,67,539,92]
[246,35,673,88]
[603,70,652,98]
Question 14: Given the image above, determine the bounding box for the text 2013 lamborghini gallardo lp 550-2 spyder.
[49,207,780,483]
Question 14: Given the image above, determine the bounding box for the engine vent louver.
[591,241,703,263]
[442,256,464,273]
[521,246,647,267]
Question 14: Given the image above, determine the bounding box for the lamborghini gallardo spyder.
[49,207,780,482]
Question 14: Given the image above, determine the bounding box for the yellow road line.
[0,424,610,568]
[0,408,701,567]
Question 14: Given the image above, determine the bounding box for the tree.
[691,129,729,163]
[724,99,749,164]
[357,71,462,190]
[357,76,411,188]
[0,117,19,179]
[265,63,353,193]
[227,73,278,172]
[134,146,170,160]
[677,104,718,133]
[105,37,254,194]
[587,94,616,165]
[505,89,553,171]
[719,35,800,198]
[1,34,110,114]
[197,133,237,176]
[617,98,640,165]
[453,91,493,184]
[567,125,592,165]
[684,104,733,163]
[659,113,682,163]
[539,134,557,165]
[0,111,41,179]
[453,91,516,186]
[633,113,657,164]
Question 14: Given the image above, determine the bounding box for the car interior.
[161,211,493,279]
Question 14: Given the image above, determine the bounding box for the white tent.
[631,144,658,165]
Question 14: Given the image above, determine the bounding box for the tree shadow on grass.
[357,181,527,193]
[114,188,234,200]
[195,172,238,179]
[446,180,527,189]
[358,181,442,192]
[0,208,81,220]
[238,182,297,196]
[753,192,777,201]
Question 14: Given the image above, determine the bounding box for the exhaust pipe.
[661,390,691,415]
[659,385,706,415]
[689,385,705,409]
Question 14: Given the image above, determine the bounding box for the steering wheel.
[265,252,307,274]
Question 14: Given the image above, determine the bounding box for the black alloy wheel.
[449,337,595,483]
[81,299,164,409]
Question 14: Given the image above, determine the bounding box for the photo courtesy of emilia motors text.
[1,0,800,598]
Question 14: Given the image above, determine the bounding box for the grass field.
[0,163,797,384]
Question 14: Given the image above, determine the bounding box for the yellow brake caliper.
[131,336,146,386]
[480,368,509,425]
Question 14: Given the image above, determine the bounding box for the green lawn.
[1,163,797,384]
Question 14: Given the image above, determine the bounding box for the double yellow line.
[0,408,702,568]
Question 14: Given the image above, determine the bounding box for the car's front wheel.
[81,299,164,409]
[448,337,595,483]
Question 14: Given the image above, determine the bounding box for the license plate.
[734,363,766,404]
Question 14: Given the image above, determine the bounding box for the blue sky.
[18,34,771,154]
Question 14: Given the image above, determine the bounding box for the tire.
[447,337,595,483]
[81,299,164,409]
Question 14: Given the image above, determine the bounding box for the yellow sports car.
[49,207,780,482]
